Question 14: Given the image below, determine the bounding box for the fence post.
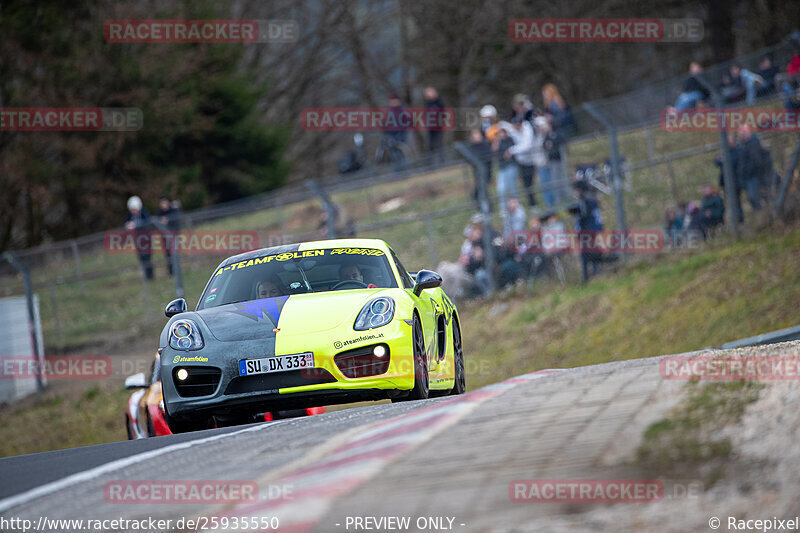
[583,103,628,236]
[305,179,339,239]
[2,252,44,392]
[70,240,86,296]
[453,142,496,296]
[775,135,800,216]
[695,76,739,237]
[47,281,64,350]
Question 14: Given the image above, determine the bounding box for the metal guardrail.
[720,325,800,349]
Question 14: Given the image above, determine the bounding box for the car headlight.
[354,297,395,331]
[169,319,204,350]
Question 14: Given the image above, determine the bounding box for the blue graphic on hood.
[233,296,290,325]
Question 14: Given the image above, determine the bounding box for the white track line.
[0,420,288,514]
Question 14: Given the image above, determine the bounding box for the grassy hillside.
[2,225,799,457]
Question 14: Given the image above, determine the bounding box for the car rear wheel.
[449,319,466,395]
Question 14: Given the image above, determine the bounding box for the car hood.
[196,289,394,341]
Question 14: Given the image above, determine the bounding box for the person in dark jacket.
[675,62,711,110]
[156,196,181,276]
[423,87,445,158]
[719,64,746,104]
[468,128,493,210]
[736,125,765,213]
[125,195,154,281]
[700,184,725,232]
[571,180,603,282]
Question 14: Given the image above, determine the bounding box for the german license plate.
[238,353,314,376]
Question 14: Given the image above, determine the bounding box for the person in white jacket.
[501,116,537,207]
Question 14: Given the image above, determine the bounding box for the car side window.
[390,249,415,289]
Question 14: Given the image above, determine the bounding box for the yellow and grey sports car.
[160,238,465,433]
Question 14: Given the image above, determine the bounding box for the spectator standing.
[125,195,154,281]
[542,83,575,139]
[502,116,537,207]
[674,62,710,110]
[511,93,535,123]
[468,129,493,208]
[479,105,499,140]
[736,124,766,214]
[532,116,554,207]
[423,87,446,159]
[385,94,409,144]
[571,180,603,283]
[156,196,180,276]
[541,117,567,206]
[492,124,519,218]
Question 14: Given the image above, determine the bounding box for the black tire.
[402,316,429,401]
[125,415,134,440]
[449,318,466,395]
[146,414,156,437]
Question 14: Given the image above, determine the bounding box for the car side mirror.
[413,269,442,296]
[125,372,147,389]
[165,298,187,318]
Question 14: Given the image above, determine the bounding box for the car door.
[389,248,439,375]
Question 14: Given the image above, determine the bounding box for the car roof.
[220,238,391,267]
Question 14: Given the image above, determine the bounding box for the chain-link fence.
[3,34,800,356]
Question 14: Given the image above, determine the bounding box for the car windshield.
[198,247,398,309]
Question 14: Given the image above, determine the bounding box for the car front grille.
[224,368,337,395]
[172,366,222,397]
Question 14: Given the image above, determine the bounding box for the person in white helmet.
[479,104,498,139]
[124,195,154,280]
